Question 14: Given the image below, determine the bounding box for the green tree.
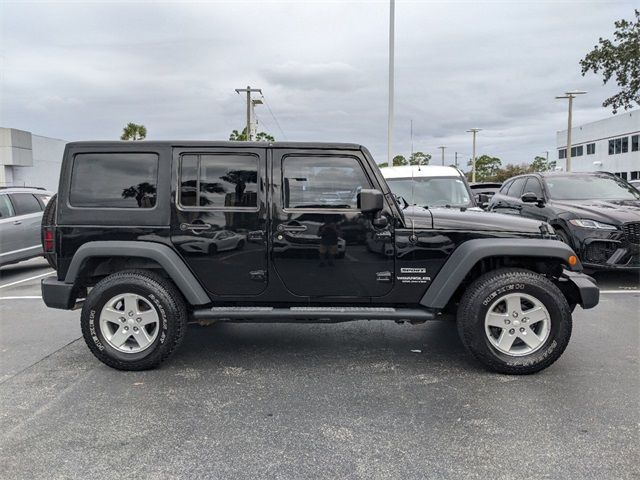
[468,155,502,181]
[392,155,408,166]
[120,122,147,141]
[530,155,556,172]
[378,162,389,168]
[408,151,431,166]
[229,127,275,142]
[580,9,640,113]
[492,164,532,183]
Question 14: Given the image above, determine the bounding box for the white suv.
[379,165,480,210]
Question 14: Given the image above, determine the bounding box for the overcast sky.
[0,0,635,167]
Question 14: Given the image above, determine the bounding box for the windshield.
[545,174,640,201]
[386,177,473,208]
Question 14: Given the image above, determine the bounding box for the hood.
[552,199,640,224]
[408,207,545,234]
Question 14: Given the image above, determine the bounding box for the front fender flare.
[420,238,581,309]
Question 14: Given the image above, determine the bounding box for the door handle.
[180,223,212,232]
[277,223,307,233]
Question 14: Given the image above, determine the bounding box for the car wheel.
[237,240,245,250]
[457,268,572,374]
[40,193,57,270]
[555,228,573,249]
[80,270,187,370]
[208,244,218,255]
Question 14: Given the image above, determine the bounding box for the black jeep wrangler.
[41,141,599,374]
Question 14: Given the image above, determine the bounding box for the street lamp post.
[555,91,586,172]
[466,128,481,182]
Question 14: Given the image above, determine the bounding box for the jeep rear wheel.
[80,270,187,370]
[457,268,572,374]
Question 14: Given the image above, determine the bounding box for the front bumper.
[561,270,600,310]
[572,228,640,270]
[41,277,77,310]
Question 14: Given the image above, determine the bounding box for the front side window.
[0,194,14,218]
[507,177,527,198]
[546,174,640,201]
[283,156,371,209]
[179,154,258,209]
[386,176,472,208]
[70,153,158,208]
[524,178,544,198]
[10,193,42,215]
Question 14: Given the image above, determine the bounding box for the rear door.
[7,193,43,259]
[0,194,21,262]
[271,149,394,298]
[171,147,268,296]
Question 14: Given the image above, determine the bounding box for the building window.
[571,146,583,157]
[609,136,630,155]
[558,148,566,159]
[622,137,629,153]
[632,135,639,152]
[614,172,628,180]
[586,143,595,155]
[631,171,639,180]
[609,139,614,154]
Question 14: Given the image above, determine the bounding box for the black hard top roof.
[66,140,363,150]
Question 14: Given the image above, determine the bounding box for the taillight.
[44,228,55,252]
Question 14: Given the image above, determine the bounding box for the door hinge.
[376,271,392,283]
[250,270,267,282]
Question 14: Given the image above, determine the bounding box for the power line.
[261,95,287,141]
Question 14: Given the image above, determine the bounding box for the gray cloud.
[0,0,633,166]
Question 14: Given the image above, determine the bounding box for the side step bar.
[191,306,436,323]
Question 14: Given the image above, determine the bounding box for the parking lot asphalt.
[0,258,638,479]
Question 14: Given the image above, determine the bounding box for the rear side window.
[283,155,371,209]
[9,193,42,215]
[179,154,259,209]
[70,153,158,208]
[0,194,14,218]
[507,177,527,198]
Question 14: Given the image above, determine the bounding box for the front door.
[171,147,268,296]
[271,150,394,298]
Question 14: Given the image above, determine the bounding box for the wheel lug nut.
[133,327,138,332]
[136,318,142,323]
[520,327,526,333]
[509,328,515,335]
[128,311,134,317]
[505,319,510,325]
[120,317,126,323]
[123,326,129,331]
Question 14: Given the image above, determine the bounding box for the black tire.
[456,268,572,375]
[555,228,573,249]
[236,240,245,250]
[80,270,187,370]
[208,244,218,255]
[40,193,57,270]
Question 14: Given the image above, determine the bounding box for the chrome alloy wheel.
[99,293,160,353]
[484,293,551,357]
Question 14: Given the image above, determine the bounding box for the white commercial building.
[556,109,640,180]
[0,128,67,191]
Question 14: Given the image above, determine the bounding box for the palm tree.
[120,123,147,141]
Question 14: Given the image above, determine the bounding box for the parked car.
[0,187,53,267]
[380,165,480,210]
[629,179,640,191]
[41,141,598,374]
[469,182,502,210]
[488,171,640,270]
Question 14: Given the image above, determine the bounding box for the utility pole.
[555,91,586,172]
[387,0,395,165]
[467,128,481,182]
[438,146,446,166]
[235,85,262,140]
[454,151,459,167]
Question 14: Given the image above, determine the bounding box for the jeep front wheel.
[80,270,187,370]
[456,268,572,374]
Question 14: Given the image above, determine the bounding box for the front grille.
[584,241,618,264]
[623,222,640,245]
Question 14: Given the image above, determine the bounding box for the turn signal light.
[44,228,54,252]
[568,255,578,266]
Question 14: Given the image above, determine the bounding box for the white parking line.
[600,290,639,294]
[0,296,43,300]
[0,271,54,290]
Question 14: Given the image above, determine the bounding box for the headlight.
[568,219,617,230]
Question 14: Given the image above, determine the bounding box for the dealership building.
[556,109,639,180]
[0,127,67,191]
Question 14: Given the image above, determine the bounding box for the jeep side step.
[191,306,436,323]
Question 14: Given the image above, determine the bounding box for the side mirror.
[521,192,545,207]
[358,189,384,213]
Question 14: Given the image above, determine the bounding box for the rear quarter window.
[9,193,42,215]
[69,153,159,208]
